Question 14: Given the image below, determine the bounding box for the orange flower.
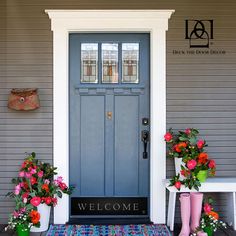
[197,152,208,164]
[30,210,40,224]
[208,211,219,220]
[42,183,49,192]
[175,142,187,152]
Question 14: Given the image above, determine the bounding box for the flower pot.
[174,157,186,180]
[197,170,208,182]
[203,226,213,236]
[16,224,30,236]
[30,203,51,232]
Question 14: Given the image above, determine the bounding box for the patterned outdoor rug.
[46,224,172,236]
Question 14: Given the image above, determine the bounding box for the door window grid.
[102,43,119,83]
[81,43,98,83]
[80,43,139,84]
[122,43,139,83]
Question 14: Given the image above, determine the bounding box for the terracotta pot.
[16,224,30,236]
[197,170,208,182]
[30,203,51,232]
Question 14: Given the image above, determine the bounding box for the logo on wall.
[185,20,214,48]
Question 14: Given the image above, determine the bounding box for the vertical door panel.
[80,96,105,196]
[114,96,139,195]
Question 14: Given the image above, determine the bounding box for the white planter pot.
[174,157,186,180]
[30,203,51,232]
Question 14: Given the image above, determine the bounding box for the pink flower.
[208,160,216,169]
[14,184,21,195]
[30,168,37,174]
[197,139,205,149]
[37,171,44,178]
[18,171,25,177]
[14,189,20,195]
[164,132,173,142]
[30,196,41,207]
[185,128,191,135]
[57,176,63,183]
[25,172,32,178]
[204,203,212,214]
[44,179,50,184]
[13,211,19,217]
[187,159,197,170]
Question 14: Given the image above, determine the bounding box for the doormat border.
[46,224,172,236]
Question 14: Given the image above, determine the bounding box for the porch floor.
[1,224,235,235]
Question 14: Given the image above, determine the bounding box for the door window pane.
[122,43,139,83]
[81,43,98,83]
[102,43,118,83]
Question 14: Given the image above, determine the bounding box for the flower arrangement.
[5,152,74,231]
[192,197,227,235]
[164,128,216,190]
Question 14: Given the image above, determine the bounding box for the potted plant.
[164,128,216,190]
[192,197,227,236]
[6,152,74,233]
[5,205,40,236]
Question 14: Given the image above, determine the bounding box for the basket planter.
[174,157,186,180]
[30,203,51,232]
[16,224,30,236]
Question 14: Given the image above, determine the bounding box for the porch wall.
[1,0,236,224]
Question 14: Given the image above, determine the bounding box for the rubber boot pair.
[178,193,207,236]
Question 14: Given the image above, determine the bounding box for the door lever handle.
[141,130,149,159]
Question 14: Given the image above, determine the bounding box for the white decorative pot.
[30,203,51,232]
[174,157,186,180]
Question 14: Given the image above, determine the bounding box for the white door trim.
[45,9,174,224]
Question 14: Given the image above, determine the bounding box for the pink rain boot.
[190,192,203,232]
[179,193,191,236]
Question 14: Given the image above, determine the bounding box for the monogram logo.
[185,20,214,48]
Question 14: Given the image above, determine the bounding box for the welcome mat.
[46,224,172,236]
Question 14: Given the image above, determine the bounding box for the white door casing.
[45,9,174,224]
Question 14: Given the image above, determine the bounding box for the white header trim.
[45,9,174,224]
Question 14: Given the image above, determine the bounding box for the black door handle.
[141,130,149,159]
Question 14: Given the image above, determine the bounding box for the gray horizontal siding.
[1,0,236,226]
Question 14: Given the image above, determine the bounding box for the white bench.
[165,177,236,231]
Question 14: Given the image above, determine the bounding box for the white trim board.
[45,9,174,224]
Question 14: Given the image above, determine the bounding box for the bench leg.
[167,192,176,231]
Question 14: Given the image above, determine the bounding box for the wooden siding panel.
[1,0,236,225]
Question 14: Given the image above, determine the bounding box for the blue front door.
[69,33,150,220]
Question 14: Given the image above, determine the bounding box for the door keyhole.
[107,111,112,120]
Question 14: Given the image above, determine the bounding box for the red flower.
[185,128,191,135]
[30,177,37,185]
[30,210,40,224]
[30,196,41,207]
[197,139,205,149]
[164,132,173,142]
[22,192,29,200]
[208,160,216,169]
[180,169,190,177]
[42,184,49,192]
[44,197,52,205]
[187,159,197,170]
[174,181,181,190]
[59,182,68,190]
[52,197,58,206]
[198,152,208,164]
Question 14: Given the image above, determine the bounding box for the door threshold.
[67,217,152,225]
